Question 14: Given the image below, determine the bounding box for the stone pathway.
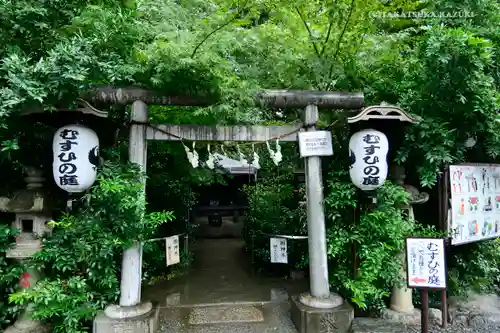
[144,239,307,306]
[146,239,304,333]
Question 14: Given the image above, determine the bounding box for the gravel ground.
[403,324,483,333]
[351,318,500,333]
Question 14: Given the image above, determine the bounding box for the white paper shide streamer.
[237,144,249,165]
[183,142,199,168]
[348,129,389,191]
[205,144,215,169]
[52,124,99,193]
[251,144,260,169]
[266,139,282,166]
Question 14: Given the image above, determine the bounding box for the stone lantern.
[0,167,52,333]
[388,165,429,315]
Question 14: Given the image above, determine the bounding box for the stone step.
[158,287,291,308]
[188,305,264,325]
[158,302,298,333]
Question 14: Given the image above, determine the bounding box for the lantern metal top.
[347,104,420,124]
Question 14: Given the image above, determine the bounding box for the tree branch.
[326,0,356,90]
[191,17,239,58]
[295,7,321,58]
[191,2,249,58]
[320,0,339,57]
[320,19,334,57]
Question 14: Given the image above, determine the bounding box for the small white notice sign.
[270,238,288,264]
[298,131,333,157]
[406,238,447,289]
[165,235,180,266]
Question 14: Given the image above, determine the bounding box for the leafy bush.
[447,239,500,296]
[0,224,24,330]
[325,171,415,311]
[9,162,174,333]
[242,173,307,271]
[142,239,194,284]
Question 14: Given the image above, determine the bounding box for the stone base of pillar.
[389,285,414,314]
[93,302,159,333]
[290,295,354,333]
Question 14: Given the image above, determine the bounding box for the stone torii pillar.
[94,101,155,333]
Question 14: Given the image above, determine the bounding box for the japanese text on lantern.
[361,134,381,187]
[57,129,80,187]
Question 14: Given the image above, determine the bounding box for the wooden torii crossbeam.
[79,86,365,142]
[146,124,301,142]
[83,86,364,109]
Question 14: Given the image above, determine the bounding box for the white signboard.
[270,238,288,264]
[449,164,500,245]
[298,131,333,157]
[406,238,447,289]
[165,235,180,266]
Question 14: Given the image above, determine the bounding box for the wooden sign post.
[405,237,447,333]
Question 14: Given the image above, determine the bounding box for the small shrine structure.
[0,167,52,333]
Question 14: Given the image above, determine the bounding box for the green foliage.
[9,162,174,333]
[143,240,194,284]
[0,0,421,130]
[242,144,306,271]
[325,171,413,311]
[358,0,500,186]
[243,176,307,270]
[0,0,497,187]
[0,224,24,329]
[447,239,500,296]
[0,0,498,323]
[395,26,500,186]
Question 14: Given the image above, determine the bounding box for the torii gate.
[84,87,364,333]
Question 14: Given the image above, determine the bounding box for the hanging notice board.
[449,164,500,245]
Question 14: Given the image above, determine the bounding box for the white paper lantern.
[349,129,389,191]
[53,124,99,193]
